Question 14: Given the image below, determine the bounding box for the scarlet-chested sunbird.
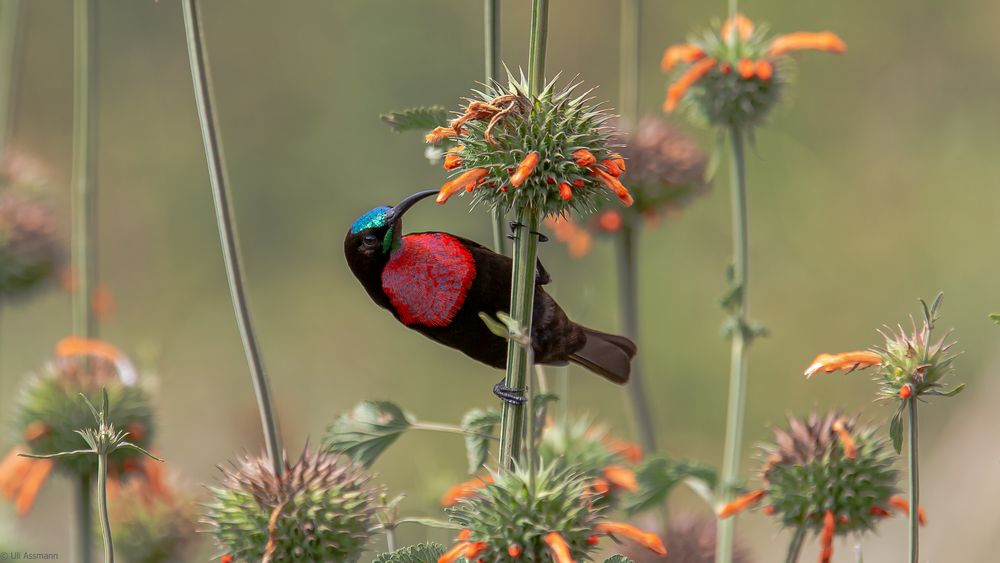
[344,190,636,403]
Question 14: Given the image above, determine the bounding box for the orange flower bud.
[888,496,927,525]
[426,126,459,144]
[661,44,707,71]
[820,511,835,563]
[768,32,847,57]
[754,60,773,80]
[870,506,890,517]
[23,421,50,442]
[899,384,912,399]
[443,145,464,170]
[440,475,493,506]
[558,182,572,201]
[721,13,754,42]
[664,58,717,112]
[737,59,755,79]
[719,489,766,518]
[510,152,540,188]
[597,210,624,233]
[458,528,472,541]
[436,168,490,204]
[603,465,639,492]
[591,168,634,207]
[572,149,596,167]
[804,351,882,378]
[586,535,599,545]
[507,545,522,557]
[595,522,667,557]
[543,532,574,563]
[832,419,857,459]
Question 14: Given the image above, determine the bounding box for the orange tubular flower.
[55,336,137,385]
[820,511,835,563]
[899,384,913,399]
[510,152,540,188]
[768,31,847,57]
[888,496,927,525]
[0,447,54,516]
[507,544,522,557]
[831,419,858,459]
[543,532,574,563]
[754,60,773,80]
[425,126,460,144]
[804,351,883,378]
[440,474,493,507]
[604,437,643,464]
[718,489,766,518]
[591,168,634,207]
[443,145,464,170]
[737,58,755,79]
[557,182,573,201]
[436,168,490,204]
[594,522,667,557]
[661,44,706,71]
[663,58,717,112]
[721,13,754,42]
[602,465,639,492]
[572,149,596,167]
[870,506,890,517]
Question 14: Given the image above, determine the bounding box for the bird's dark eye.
[363,234,378,246]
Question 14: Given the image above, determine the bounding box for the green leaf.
[461,408,501,473]
[372,542,447,563]
[323,401,413,467]
[604,556,635,563]
[623,456,718,515]
[478,312,510,339]
[381,106,449,133]
[395,517,461,530]
[930,383,966,397]
[990,313,1000,325]
[889,405,904,454]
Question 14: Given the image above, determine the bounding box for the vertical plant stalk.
[96,452,114,563]
[0,0,22,158]
[385,528,397,553]
[497,0,548,471]
[617,224,657,453]
[618,0,639,129]
[71,3,98,562]
[716,126,750,563]
[784,523,806,563]
[484,0,506,255]
[907,398,919,563]
[181,0,283,477]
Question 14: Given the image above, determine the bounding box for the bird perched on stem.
[345,190,636,403]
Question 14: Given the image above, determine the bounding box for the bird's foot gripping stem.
[493,379,527,405]
[507,221,549,243]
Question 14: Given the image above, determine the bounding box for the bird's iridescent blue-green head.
[344,190,437,260]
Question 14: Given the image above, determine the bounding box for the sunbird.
[344,190,636,403]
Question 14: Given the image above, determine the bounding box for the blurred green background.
[2,0,999,560]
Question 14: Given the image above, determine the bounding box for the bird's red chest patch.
[382,233,476,327]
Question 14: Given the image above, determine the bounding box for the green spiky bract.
[446,72,623,218]
[205,448,382,563]
[761,413,898,536]
[670,22,788,130]
[446,464,602,561]
[15,364,154,478]
[373,542,446,563]
[539,418,624,479]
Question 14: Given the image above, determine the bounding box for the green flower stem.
[907,397,919,563]
[484,0,506,255]
[385,526,397,553]
[784,523,807,563]
[0,0,22,158]
[618,0,639,127]
[181,0,283,477]
[526,0,548,94]
[716,125,750,563]
[74,474,94,563]
[410,421,496,441]
[96,453,114,563]
[497,208,541,470]
[617,224,657,453]
[71,0,98,341]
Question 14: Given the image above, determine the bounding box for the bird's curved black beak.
[387,189,438,222]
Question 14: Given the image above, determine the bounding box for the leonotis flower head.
[719,413,921,563]
[441,464,665,563]
[428,73,633,217]
[661,14,846,129]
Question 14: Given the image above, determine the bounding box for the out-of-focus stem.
[71,0,98,341]
[385,527,397,553]
[618,0,639,127]
[484,0,506,255]
[784,523,806,563]
[617,224,657,453]
[181,0,283,477]
[97,453,114,563]
[907,398,919,563]
[716,126,750,563]
[0,0,23,158]
[74,474,93,563]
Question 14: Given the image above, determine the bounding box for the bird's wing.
[423,231,551,286]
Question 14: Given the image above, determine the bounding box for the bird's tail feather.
[568,326,636,384]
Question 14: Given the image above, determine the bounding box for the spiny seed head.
[621,517,752,563]
[874,296,960,401]
[538,418,638,508]
[445,464,603,562]
[205,448,382,563]
[760,413,898,535]
[0,190,58,298]
[15,361,155,479]
[432,71,633,217]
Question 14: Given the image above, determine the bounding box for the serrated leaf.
[323,401,413,467]
[381,106,449,133]
[623,455,718,515]
[604,556,635,563]
[461,408,500,473]
[372,542,447,563]
[889,406,904,454]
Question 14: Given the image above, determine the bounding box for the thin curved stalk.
[784,523,807,563]
[0,0,23,158]
[484,0,506,255]
[181,0,283,476]
[716,126,749,563]
[96,453,114,563]
[907,398,919,562]
[617,225,657,453]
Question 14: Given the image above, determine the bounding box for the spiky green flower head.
[0,189,58,298]
[428,72,634,217]
[206,448,382,563]
[14,359,155,479]
[721,412,899,544]
[661,14,846,130]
